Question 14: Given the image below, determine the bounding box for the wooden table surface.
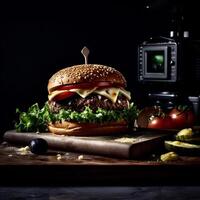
[1,141,200,187]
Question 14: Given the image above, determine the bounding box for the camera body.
[138,37,178,83]
[138,36,200,93]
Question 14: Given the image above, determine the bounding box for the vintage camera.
[138,35,200,92]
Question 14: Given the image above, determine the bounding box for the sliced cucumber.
[165,141,200,156]
[175,128,200,144]
[176,137,200,145]
[176,128,193,139]
[160,151,179,162]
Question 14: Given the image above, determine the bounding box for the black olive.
[29,138,48,155]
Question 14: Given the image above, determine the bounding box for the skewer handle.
[81,47,90,64]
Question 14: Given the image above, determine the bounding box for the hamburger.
[47,64,137,136]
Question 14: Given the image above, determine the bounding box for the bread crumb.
[114,137,137,143]
[78,155,84,160]
[160,151,179,162]
[17,146,30,155]
[57,153,62,160]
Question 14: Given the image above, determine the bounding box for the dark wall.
[0,1,199,135]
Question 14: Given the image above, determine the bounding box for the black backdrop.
[0,1,199,135]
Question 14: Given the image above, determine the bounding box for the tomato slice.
[53,91,75,101]
[51,81,121,92]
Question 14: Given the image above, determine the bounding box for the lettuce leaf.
[15,103,52,132]
[15,102,138,132]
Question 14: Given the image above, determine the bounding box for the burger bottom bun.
[48,121,129,136]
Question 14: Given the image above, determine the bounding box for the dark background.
[0,0,199,135]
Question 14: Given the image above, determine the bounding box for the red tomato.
[186,110,195,127]
[164,116,176,129]
[53,81,121,91]
[147,115,174,129]
[148,116,166,129]
[168,108,195,129]
[168,108,186,129]
[53,91,75,101]
[137,106,161,128]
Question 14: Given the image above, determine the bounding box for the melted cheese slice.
[95,88,131,103]
[49,87,131,103]
[48,88,96,101]
[94,88,120,103]
[70,87,97,98]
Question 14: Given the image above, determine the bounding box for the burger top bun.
[48,64,127,93]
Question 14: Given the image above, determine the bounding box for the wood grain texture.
[3,129,174,159]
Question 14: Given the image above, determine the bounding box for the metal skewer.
[81,46,90,64]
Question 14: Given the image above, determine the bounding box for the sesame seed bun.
[48,64,127,93]
[48,120,129,136]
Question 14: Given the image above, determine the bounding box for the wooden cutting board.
[3,129,176,159]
